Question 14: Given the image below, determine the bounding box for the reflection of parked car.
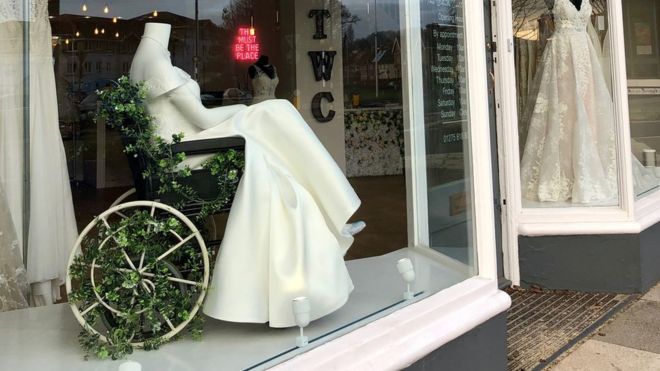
[201,91,223,107]
[222,87,252,106]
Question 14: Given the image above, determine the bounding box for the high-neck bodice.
[553,0,592,33]
[251,65,279,104]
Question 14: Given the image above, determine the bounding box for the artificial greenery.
[68,76,244,360]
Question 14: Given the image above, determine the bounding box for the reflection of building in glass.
[50,12,223,100]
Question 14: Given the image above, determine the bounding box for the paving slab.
[553,340,660,371]
[596,299,660,354]
[642,284,660,303]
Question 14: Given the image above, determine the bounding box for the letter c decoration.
[311,92,335,123]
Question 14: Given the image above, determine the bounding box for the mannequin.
[130,23,364,327]
[248,55,279,104]
[545,0,582,10]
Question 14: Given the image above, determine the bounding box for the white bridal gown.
[520,0,618,203]
[0,1,78,305]
[132,52,360,327]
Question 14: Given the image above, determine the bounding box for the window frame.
[492,0,655,285]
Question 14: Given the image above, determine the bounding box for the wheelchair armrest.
[170,136,246,156]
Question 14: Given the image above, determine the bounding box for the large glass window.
[512,0,621,208]
[623,0,660,198]
[0,0,487,368]
[420,0,476,270]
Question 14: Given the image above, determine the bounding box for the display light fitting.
[75,31,80,37]
[101,28,105,34]
[103,4,109,14]
[153,10,158,17]
[94,27,99,35]
[113,16,118,23]
[81,3,87,12]
[115,32,119,38]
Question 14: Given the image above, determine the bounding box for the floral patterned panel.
[345,108,404,177]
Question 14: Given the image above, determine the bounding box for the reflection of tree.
[513,0,608,36]
[512,0,547,36]
[342,5,360,49]
[221,0,256,30]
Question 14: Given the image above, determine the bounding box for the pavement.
[551,283,660,370]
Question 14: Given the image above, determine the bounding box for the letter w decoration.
[308,51,337,81]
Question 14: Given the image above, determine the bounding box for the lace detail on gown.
[520,0,618,203]
[0,0,47,24]
[251,66,279,104]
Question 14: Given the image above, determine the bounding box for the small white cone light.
[292,296,311,347]
[397,258,415,301]
[118,360,142,371]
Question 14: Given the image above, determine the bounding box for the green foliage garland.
[69,76,244,360]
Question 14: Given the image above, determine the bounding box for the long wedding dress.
[0,1,78,305]
[131,32,360,327]
[520,0,618,203]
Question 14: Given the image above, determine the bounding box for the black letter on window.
[308,9,331,39]
[308,51,337,81]
[311,92,336,123]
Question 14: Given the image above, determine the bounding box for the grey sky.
[59,0,400,35]
[60,0,230,24]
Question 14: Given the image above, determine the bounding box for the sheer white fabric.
[0,185,28,311]
[250,66,279,104]
[0,0,78,306]
[520,0,618,203]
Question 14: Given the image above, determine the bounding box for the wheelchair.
[66,125,245,348]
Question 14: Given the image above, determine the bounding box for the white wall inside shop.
[291,0,346,172]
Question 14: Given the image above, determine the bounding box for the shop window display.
[512,0,656,207]
[0,0,484,368]
[624,0,660,197]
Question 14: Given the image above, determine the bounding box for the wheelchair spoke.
[80,301,100,317]
[141,234,196,272]
[160,312,176,331]
[122,249,138,270]
[138,251,146,270]
[139,271,201,287]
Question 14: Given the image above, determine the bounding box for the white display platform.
[0,248,467,371]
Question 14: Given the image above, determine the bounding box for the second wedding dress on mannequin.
[130,23,360,327]
[520,0,618,203]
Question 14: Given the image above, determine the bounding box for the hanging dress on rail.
[0,0,78,305]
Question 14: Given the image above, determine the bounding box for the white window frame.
[491,0,660,286]
[273,1,509,369]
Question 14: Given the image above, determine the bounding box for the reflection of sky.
[58,0,401,35]
[59,0,230,24]
[342,0,401,38]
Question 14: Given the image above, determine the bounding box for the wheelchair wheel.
[66,201,210,348]
[110,188,137,208]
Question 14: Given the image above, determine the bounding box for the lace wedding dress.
[520,0,618,203]
[0,0,78,305]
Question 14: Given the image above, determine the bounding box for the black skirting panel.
[519,221,660,293]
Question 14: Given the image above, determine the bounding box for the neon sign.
[234,27,260,61]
